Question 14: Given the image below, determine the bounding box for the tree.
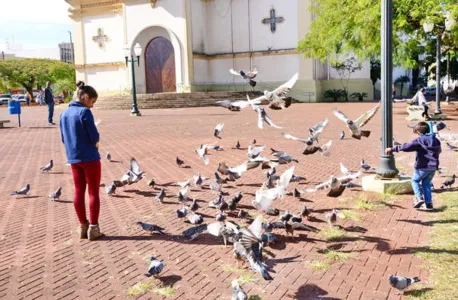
[0,59,75,97]
[297,0,458,69]
[53,78,76,98]
[331,56,362,101]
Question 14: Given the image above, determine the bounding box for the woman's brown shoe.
[80,222,89,239]
[88,225,105,241]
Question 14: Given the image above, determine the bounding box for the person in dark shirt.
[44,81,55,125]
[386,122,441,211]
[60,81,104,241]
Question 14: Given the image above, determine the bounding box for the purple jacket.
[392,135,441,171]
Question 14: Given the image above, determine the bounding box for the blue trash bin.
[8,100,21,115]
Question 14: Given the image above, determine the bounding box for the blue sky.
[0,0,71,51]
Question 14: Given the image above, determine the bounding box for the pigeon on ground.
[188,213,204,225]
[183,224,207,240]
[216,213,227,222]
[214,123,224,139]
[178,186,190,202]
[291,215,302,223]
[40,160,54,172]
[210,181,222,194]
[229,67,258,87]
[247,96,282,129]
[361,159,376,171]
[231,280,248,300]
[48,187,62,201]
[248,145,265,159]
[340,131,345,140]
[446,142,458,150]
[177,207,188,218]
[326,209,339,227]
[11,184,30,196]
[300,205,311,220]
[155,188,166,203]
[189,198,199,212]
[177,179,191,189]
[333,104,380,139]
[302,172,361,198]
[238,210,249,218]
[266,208,280,216]
[105,183,116,195]
[388,275,420,293]
[293,188,301,198]
[249,73,299,110]
[106,152,111,162]
[236,141,241,149]
[147,178,155,188]
[441,174,456,189]
[145,256,164,278]
[208,145,224,151]
[217,98,262,111]
[260,232,278,246]
[252,138,257,145]
[176,157,184,167]
[280,211,293,222]
[136,222,165,234]
[284,221,294,237]
[214,172,227,185]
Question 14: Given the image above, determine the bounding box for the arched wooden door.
[145,37,176,93]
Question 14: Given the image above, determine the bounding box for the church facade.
[67,0,373,101]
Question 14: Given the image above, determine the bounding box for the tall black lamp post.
[124,43,142,116]
[377,0,399,179]
[423,13,455,115]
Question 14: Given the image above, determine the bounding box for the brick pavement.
[0,102,457,300]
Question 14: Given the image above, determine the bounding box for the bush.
[350,92,368,101]
[324,89,346,102]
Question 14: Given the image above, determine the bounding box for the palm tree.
[394,75,410,98]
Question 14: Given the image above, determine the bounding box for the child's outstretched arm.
[389,139,420,153]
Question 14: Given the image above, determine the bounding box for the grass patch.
[248,296,262,300]
[352,194,389,210]
[127,280,155,296]
[154,286,176,297]
[237,274,258,285]
[222,264,247,274]
[63,239,73,246]
[406,191,458,299]
[309,260,330,271]
[321,227,348,241]
[339,210,361,221]
[323,250,352,262]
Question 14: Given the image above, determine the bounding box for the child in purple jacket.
[386,122,441,211]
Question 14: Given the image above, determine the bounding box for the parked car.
[15,95,26,102]
[0,94,12,105]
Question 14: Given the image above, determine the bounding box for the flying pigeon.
[302,172,361,198]
[105,182,117,195]
[247,96,282,129]
[129,157,145,183]
[196,144,209,165]
[302,140,333,156]
[145,256,164,278]
[136,222,165,235]
[48,187,62,201]
[217,98,262,111]
[441,174,456,189]
[11,184,30,196]
[333,104,380,139]
[231,280,248,300]
[247,145,265,159]
[309,118,330,143]
[388,275,420,293]
[214,123,224,139]
[229,67,258,87]
[106,152,111,162]
[340,163,352,175]
[340,131,345,140]
[249,73,299,110]
[40,160,53,172]
[176,157,185,167]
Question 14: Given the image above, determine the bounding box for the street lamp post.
[124,43,142,116]
[423,13,455,115]
[377,0,399,179]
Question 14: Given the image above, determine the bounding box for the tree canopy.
[298,0,458,68]
[0,59,75,94]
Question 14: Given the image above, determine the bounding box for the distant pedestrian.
[25,91,31,106]
[44,81,55,125]
[36,89,44,106]
[386,121,441,211]
[60,81,104,241]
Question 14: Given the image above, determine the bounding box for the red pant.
[71,161,101,225]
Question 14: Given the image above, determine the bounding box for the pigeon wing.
[279,166,295,191]
[248,215,263,239]
[319,140,333,156]
[207,221,223,236]
[355,103,380,127]
[263,113,282,129]
[129,158,142,175]
[281,132,308,143]
[333,109,350,123]
[229,68,242,77]
[272,73,298,97]
[246,67,258,79]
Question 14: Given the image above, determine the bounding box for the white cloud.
[0,0,71,24]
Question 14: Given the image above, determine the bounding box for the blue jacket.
[60,101,100,164]
[392,134,441,171]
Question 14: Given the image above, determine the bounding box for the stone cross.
[92,28,108,48]
[262,8,284,33]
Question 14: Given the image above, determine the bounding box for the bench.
[0,120,10,128]
[405,105,430,121]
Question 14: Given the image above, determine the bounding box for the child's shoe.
[419,203,434,211]
[413,197,425,208]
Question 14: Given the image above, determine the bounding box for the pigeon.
[231,280,248,300]
[155,188,166,202]
[193,173,205,186]
[11,184,30,196]
[217,98,262,111]
[113,180,124,188]
[214,123,224,139]
[308,118,330,143]
[188,213,204,225]
[238,210,249,218]
[48,187,62,201]
[340,131,345,140]
[361,159,375,171]
[236,141,241,149]
[271,148,287,157]
[441,174,456,189]
[326,209,339,227]
[183,224,207,240]
[247,96,282,129]
[209,181,222,194]
[229,67,258,87]
[252,167,295,211]
[214,172,227,185]
[446,142,458,150]
[208,145,224,151]
[252,138,257,145]
[302,140,333,156]
[266,208,280,216]
[388,275,420,293]
[136,222,165,234]
[176,157,185,167]
[333,104,380,139]
[300,205,311,220]
[189,198,199,212]
[291,215,302,223]
[128,158,145,183]
[106,152,111,162]
[284,221,294,237]
[260,232,278,246]
[145,256,164,278]
[196,144,209,165]
[105,183,117,195]
[217,197,229,213]
[178,186,190,202]
[40,160,53,172]
[147,178,155,188]
[177,207,188,218]
[340,163,352,175]
[249,73,299,110]
[293,188,301,198]
[216,213,227,222]
[302,172,361,198]
[177,179,191,189]
[280,211,293,222]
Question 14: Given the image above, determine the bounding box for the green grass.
[237,274,258,285]
[405,192,458,299]
[127,280,155,296]
[154,286,176,297]
[321,227,348,241]
[248,296,262,300]
[322,250,352,262]
[352,194,389,210]
[309,260,330,271]
[222,264,247,274]
[339,210,361,221]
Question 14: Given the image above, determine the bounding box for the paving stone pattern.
[0,103,456,300]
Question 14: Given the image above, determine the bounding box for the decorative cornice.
[74,61,125,69]
[193,49,297,60]
[67,0,123,19]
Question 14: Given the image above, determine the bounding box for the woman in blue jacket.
[60,81,104,241]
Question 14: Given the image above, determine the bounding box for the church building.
[66,0,373,102]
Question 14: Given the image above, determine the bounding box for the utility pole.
[68,31,75,64]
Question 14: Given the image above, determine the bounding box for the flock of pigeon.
[9,67,458,298]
